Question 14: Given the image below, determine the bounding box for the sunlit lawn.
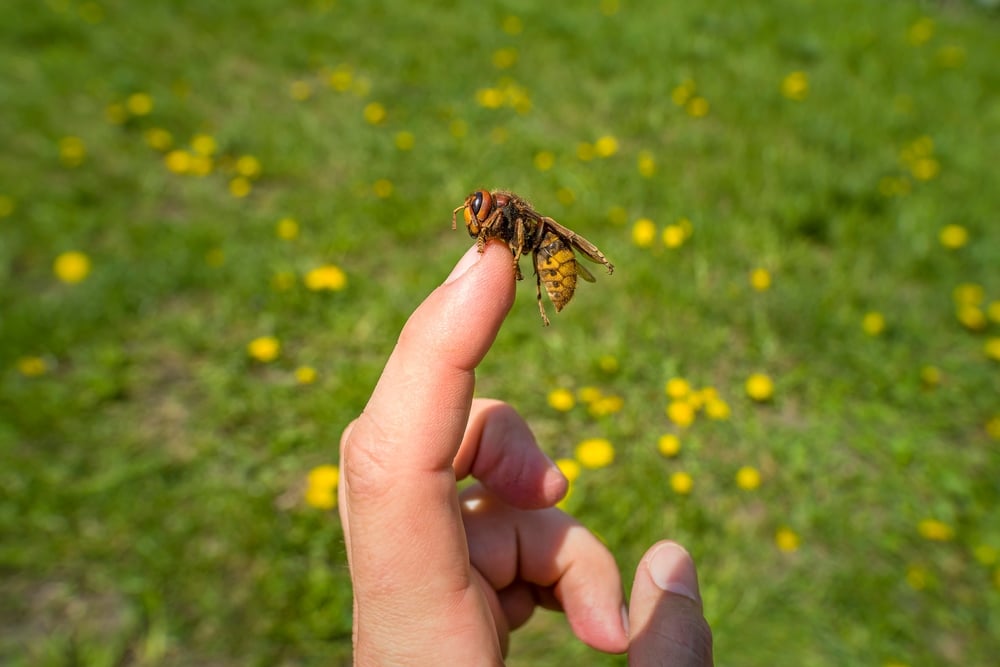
[2,0,999,665]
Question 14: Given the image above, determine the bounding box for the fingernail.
[647,542,700,602]
[444,244,482,285]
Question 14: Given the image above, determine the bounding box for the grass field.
[2,0,999,665]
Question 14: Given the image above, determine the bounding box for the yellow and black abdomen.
[534,231,579,312]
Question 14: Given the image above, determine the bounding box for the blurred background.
[2,0,999,665]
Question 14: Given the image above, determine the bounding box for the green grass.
[2,0,999,665]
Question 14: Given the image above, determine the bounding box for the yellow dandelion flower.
[53,251,91,284]
[905,564,928,590]
[936,45,966,68]
[984,337,1000,362]
[588,395,623,417]
[229,176,251,198]
[449,119,468,138]
[191,134,217,157]
[662,224,686,248]
[637,150,656,177]
[492,47,518,69]
[304,265,348,291]
[304,484,337,509]
[918,518,954,541]
[606,206,626,226]
[575,438,615,469]
[600,0,620,15]
[685,96,710,118]
[672,80,695,106]
[986,416,1000,440]
[862,311,886,336]
[17,356,48,377]
[59,136,86,167]
[276,217,299,240]
[363,102,387,125]
[908,17,934,45]
[910,157,939,181]
[670,471,693,495]
[781,71,809,101]
[144,127,173,151]
[502,15,523,35]
[555,457,581,482]
[308,464,339,489]
[705,397,731,420]
[631,218,656,248]
[920,365,941,388]
[372,178,393,198]
[247,336,280,363]
[547,388,576,412]
[598,354,619,373]
[476,87,505,109]
[750,268,772,291]
[164,149,191,173]
[666,400,696,428]
[328,65,353,91]
[0,194,14,218]
[735,465,762,490]
[576,142,596,161]
[973,544,999,566]
[104,103,127,125]
[952,283,984,306]
[657,434,681,458]
[745,373,774,402]
[939,224,968,249]
[394,130,415,151]
[125,92,153,116]
[188,154,213,177]
[289,79,313,100]
[775,527,800,552]
[989,301,1000,324]
[533,150,555,171]
[235,155,262,178]
[304,464,339,509]
[594,135,619,158]
[295,365,318,385]
[205,248,225,267]
[577,386,603,404]
[956,305,987,331]
[665,377,691,399]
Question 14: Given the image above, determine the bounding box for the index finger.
[340,240,515,594]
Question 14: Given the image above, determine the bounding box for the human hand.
[338,241,712,665]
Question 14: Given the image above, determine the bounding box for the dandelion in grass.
[164,149,192,174]
[492,47,517,69]
[666,401,696,428]
[289,79,313,101]
[304,464,339,509]
[188,154,213,177]
[295,365,318,385]
[533,150,555,171]
[990,302,1000,324]
[547,388,575,412]
[247,336,280,363]
[658,434,681,458]
[126,92,153,116]
[775,527,800,552]
[555,458,581,483]
[685,97,709,118]
[745,373,774,402]
[920,365,941,389]
[780,71,809,101]
[144,127,173,151]
[205,248,225,267]
[235,155,262,179]
[662,223,686,249]
[987,416,1000,441]
[363,102,386,125]
[577,386,602,404]
[372,178,393,198]
[53,251,91,284]
[576,142,595,161]
[670,471,693,495]
[984,337,1000,362]
[665,377,690,400]
[59,136,86,167]
[910,157,939,181]
[862,311,886,337]
[952,282,984,306]
[502,15,523,35]
[588,395,623,418]
[631,218,656,248]
[0,194,14,218]
[594,135,619,158]
[449,119,468,139]
[599,0,620,15]
[939,224,968,249]
[394,130,415,151]
[918,518,954,541]
[191,134,217,157]
[735,466,761,491]
[17,356,48,378]
[672,80,695,107]
[637,150,656,177]
[328,65,353,91]
[973,544,998,567]
[229,177,251,198]
[276,217,299,240]
[304,265,348,292]
[905,565,928,590]
[908,17,934,45]
[704,396,730,420]
[271,271,295,291]
[598,354,619,373]
[476,87,504,109]
[575,438,615,469]
[750,268,772,291]
[936,45,966,68]
[956,305,986,332]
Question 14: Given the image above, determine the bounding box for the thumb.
[627,541,713,666]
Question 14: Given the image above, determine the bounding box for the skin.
[338,240,713,666]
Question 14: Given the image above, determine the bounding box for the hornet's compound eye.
[472,190,492,222]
